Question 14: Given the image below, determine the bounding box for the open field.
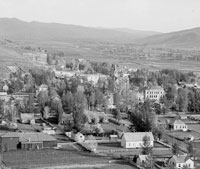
[3,148,112,168]
[188,124,200,133]
[20,40,200,72]
[2,40,200,76]
[167,130,200,140]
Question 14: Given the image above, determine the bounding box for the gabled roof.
[122,132,154,142]
[19,132,57,142]
[0,132,19,138]
[174,119,185,125]
[171,155,189,163]
[147,86,164,90]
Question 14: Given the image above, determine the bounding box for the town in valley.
[0,1,200,169]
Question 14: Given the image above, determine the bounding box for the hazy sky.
[0,0,200,32]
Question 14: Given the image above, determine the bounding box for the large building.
[144,86,164,101]
[121,132,154,149]
[18,132,57,150]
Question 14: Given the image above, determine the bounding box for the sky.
[0,0,200,33]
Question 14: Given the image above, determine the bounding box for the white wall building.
[121,132,154,149]
[169,155,194,169]
[144,86,164,101]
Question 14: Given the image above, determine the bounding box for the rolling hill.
[137,27,200,48]
[0,18,160,43]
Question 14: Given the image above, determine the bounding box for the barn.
[19,132,57,150]
[0,132,19,151]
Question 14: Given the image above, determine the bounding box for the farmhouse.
[168,155,194,169]
[136,155,148,166]
[20,113,35,124]
[0,92,8,100]
[0,132,19,151]
[144,86,164,101]
[18,132,57,150]
[121,132,154,149]
[170,119,188,131]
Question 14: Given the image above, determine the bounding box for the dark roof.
[19,132,56,142]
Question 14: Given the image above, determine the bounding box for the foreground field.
[3,148,111,168]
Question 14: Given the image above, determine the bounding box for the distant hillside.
[0,18,158,43]
[113,28,161,38]
[137,27,200,48]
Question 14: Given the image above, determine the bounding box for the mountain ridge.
[0,18,160,43]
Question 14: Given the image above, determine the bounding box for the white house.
[171,119,188,131]
[71,132,85,142]
[136,155,148,166]
[121,132,154,149]
[144,86,164,101]
[168,155,194,169]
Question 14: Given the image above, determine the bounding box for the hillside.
[0,18,159,43]
[113,28,161,38]
[137,27,200,48]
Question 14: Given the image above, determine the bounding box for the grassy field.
[3,148,111,168]
[167,130,200,140]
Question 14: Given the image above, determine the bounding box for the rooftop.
[19,132,57,142]
[171,155,189,163]
[122,132,154,142]
[147,86,164,90]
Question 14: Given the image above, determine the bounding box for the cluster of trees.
[129,69,195,89]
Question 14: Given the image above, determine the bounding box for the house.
[18,132,57,150]
[121,132,154,149]
[20,113,35,124]
[144,86,164,101]
[178,112,188,120]
[54,69,76,79]
[0,92,8,100]
[170,119,188,131]
[38,84,48,92]
[168,155,194,169]
[136,155,148,166]
[61,113,74,125]
[42,126,56,135]
[136,91,144,102]
[0,132,19,151]
[71,132,85,142]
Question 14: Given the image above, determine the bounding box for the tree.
[89,92,95,110]
[62,91,74,114]
[114,108,121,121]
[187,142,195,157]
[142,135,153,155]
[37,90,49,109]
[74,91,88,109]
[129,100,154,132]
[73,105,88,131]
[142,155,154,169]
[176,88,188,112]
[172,143,180,155]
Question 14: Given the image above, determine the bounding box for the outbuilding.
[0,132,19,151]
